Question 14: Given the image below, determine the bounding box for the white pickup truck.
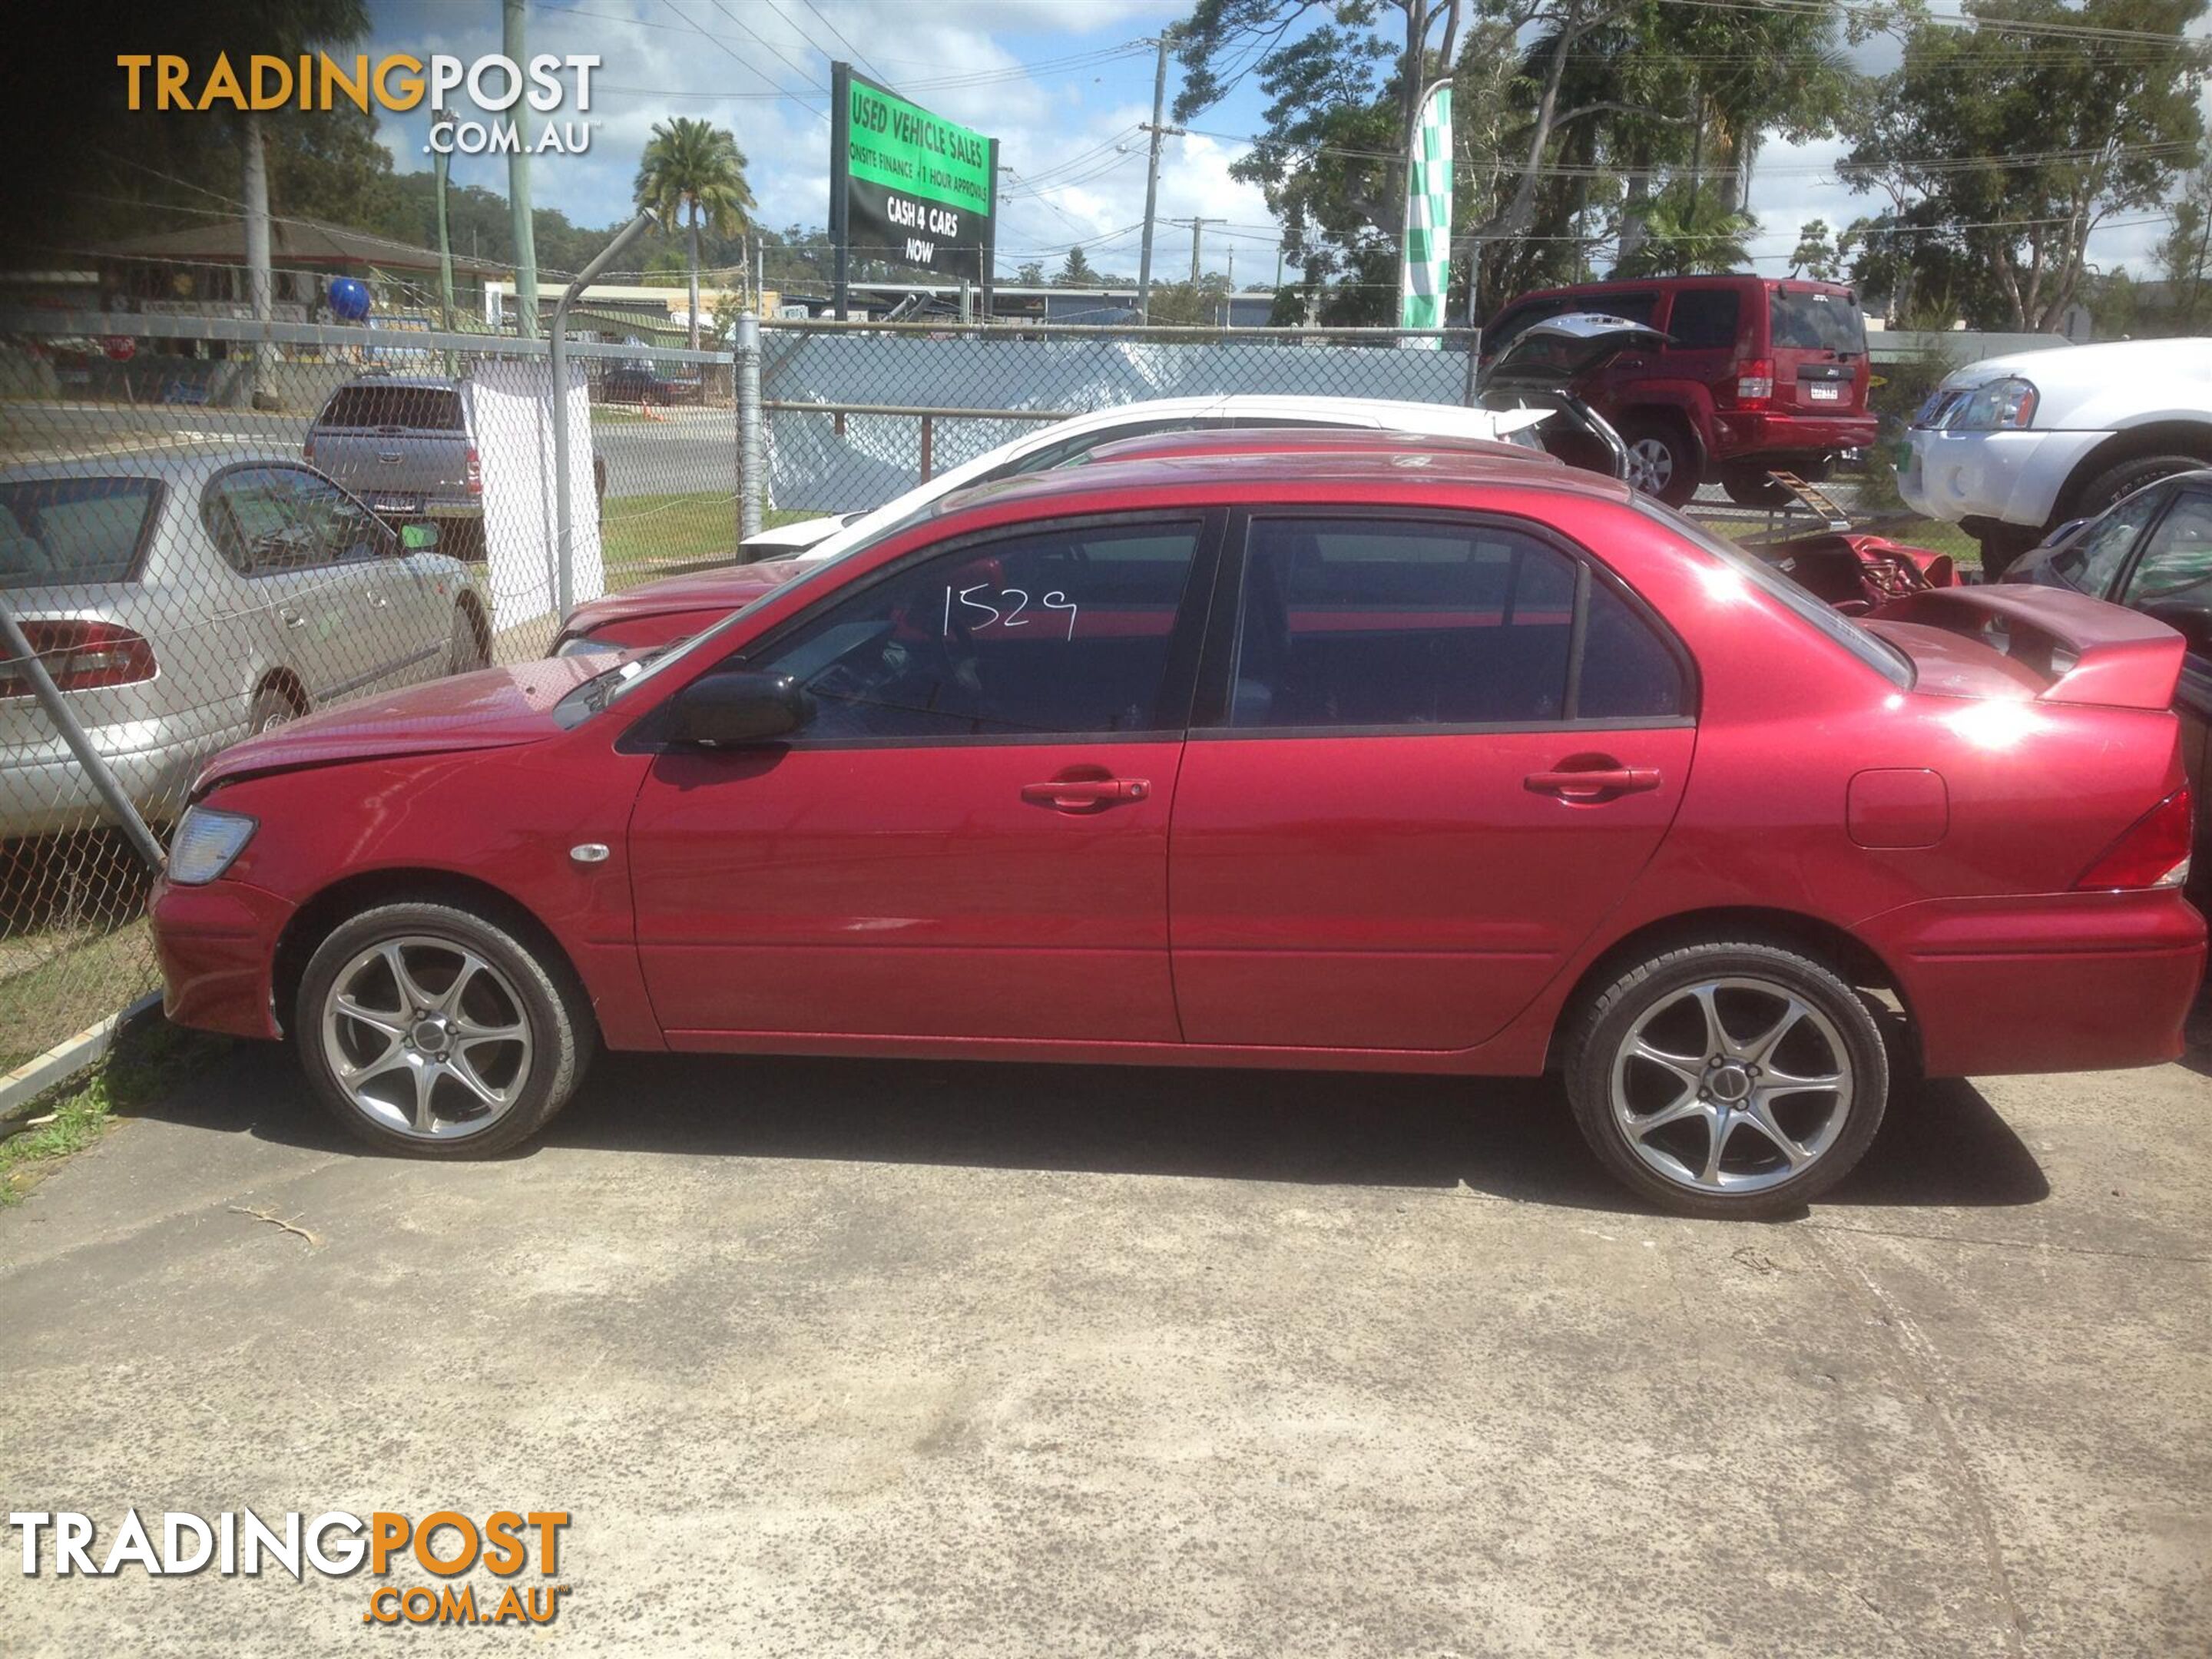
[1899,336,2212,575]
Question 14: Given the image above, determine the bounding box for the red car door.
[626,515,1215,1045]
[1170,512,1696,1051]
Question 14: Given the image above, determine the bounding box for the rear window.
[315,385,465,431]
[0,478,161,588]
[1769,288,1866,353]
[1633,498,1911,688]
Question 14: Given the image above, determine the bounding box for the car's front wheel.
[296,901,594,1157]
[1563,939,1889,1218]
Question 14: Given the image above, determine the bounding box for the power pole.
[503,0,539,337]
[1181,217,1224,285]
[1136,31,1177,323]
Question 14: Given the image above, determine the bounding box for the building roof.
[99,217,505,278]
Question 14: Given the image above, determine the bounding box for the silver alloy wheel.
[1627,436,1675,495]
[320,935,534,1141]
[1608,975,1853,1195]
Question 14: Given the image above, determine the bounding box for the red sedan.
[151,449,2204,1217]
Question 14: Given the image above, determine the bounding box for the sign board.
[830,63,996,314]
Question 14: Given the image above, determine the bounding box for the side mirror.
[2142,599,2212,654]
[668,670,815,746]
[399,522,440,552]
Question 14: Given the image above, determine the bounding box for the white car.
[739,394,1554,565]
[1899,337,2212,575]
[732,314,1657,566]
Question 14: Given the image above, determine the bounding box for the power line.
[792,0,892,87]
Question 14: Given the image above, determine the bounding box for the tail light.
[0,621,158,697]
[1719,358,1774,409]
[302,434,315,463]
[2075,787,2194,890]
[465,445,482,495]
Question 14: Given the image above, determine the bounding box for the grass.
[599,492,816,590]
[0,922,160,1075]
[0,1017,226,1205]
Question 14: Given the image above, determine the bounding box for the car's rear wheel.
[1563,940,1889,1219]
[1720,469,1792,508]
[296,902,593,1157]
[1620,418,1700,505]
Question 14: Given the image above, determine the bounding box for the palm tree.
[1612,181,1755,278]
[634,119,756,349]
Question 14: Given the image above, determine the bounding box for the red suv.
[1482,276,1876,506]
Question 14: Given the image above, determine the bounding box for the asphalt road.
[2,1013,2207,1656]
[0,402,738,502]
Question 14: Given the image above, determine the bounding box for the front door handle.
[1021,777,1151,810]
[1525,765,1662,800]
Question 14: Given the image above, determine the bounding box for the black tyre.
[447,602,490,673]
[1972,521,2045,581]
[2072,452,2209,522]
[1620,417,1700,505]
[1720,469,1792,508]
[1562,939,1890,1220]
[247,684,303,734]
[295,901,594,1157]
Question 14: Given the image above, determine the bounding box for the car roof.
[333,374,463,389]
[1081,426,1563,469]
[1047,394,1525,432]
[933,445,1630,519]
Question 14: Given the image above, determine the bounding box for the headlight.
[555,634,623,659]
[168,806,257,886]
[1947,376,2038,430]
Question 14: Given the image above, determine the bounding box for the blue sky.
[363,0,2184,287]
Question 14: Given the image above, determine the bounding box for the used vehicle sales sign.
[835,66,995,282]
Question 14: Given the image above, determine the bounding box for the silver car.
[0,455,495,837]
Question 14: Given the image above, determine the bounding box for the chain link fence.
[0,308,1497,1079]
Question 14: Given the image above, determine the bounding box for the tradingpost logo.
[116,51,599,155]
[12,1508,573,1628]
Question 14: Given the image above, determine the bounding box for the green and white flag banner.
[1399,81,1452,346]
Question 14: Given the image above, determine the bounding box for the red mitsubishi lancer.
[150,446,2204,1217]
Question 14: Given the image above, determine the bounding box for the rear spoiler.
[1870,584,2185,710]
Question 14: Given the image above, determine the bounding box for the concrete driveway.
[2,1027,2207,1657]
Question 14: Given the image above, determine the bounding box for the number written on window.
[944,584,1080,640]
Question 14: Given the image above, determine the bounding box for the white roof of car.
[778,394,1545,562]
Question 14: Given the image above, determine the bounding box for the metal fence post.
[550,210,656,620]
[737,314,764,544]
[0,598,164,875]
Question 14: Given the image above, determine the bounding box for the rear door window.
[1665,290,1742,351]
[0,478,161,588]
[1584,292,1660,327]
[1769,288,1866,353]
[1483,297,1568,354]
[1224,517,1684,729]
[316,386,465,431]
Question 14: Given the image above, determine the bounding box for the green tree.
[1056,246,1100,286]
[1015,260,1046,286]
[1789,219,1844,281]
[2158,164,2212,329]
[1147,274,1234,324]
[1609,180,1753,277]
[634,118,756,349]
[1842,0,2210,331]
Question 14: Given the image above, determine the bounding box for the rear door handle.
[280,609,306,629]
[1525,767,1662,800]
[1021,777,1151,810]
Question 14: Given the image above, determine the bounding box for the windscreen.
[316,386,465,430]
[1770,288,1866,353]
[0,478,161,588]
